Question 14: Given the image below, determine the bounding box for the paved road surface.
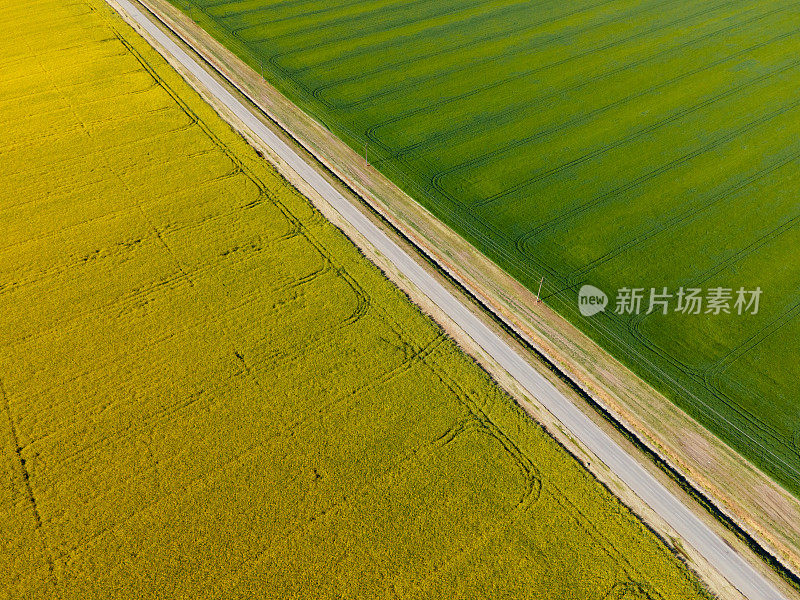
[108,1,788,598]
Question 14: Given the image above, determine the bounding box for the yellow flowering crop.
[0,0,709,598]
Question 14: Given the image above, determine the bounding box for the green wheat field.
[174,0,800,494]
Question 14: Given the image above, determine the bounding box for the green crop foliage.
[0,0,714,598]
[171,0,800,494]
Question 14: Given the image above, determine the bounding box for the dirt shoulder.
[115,0,800,597]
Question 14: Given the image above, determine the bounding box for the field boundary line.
[0,378,57,590]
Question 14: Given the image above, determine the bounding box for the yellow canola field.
[0,0,710,598]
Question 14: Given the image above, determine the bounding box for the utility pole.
[260,60,264,80]
[536,276,544,303]
[365,141,369,166]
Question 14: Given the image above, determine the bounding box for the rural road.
[109,1,788,598]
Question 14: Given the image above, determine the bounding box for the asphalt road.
[109,1,788,598]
